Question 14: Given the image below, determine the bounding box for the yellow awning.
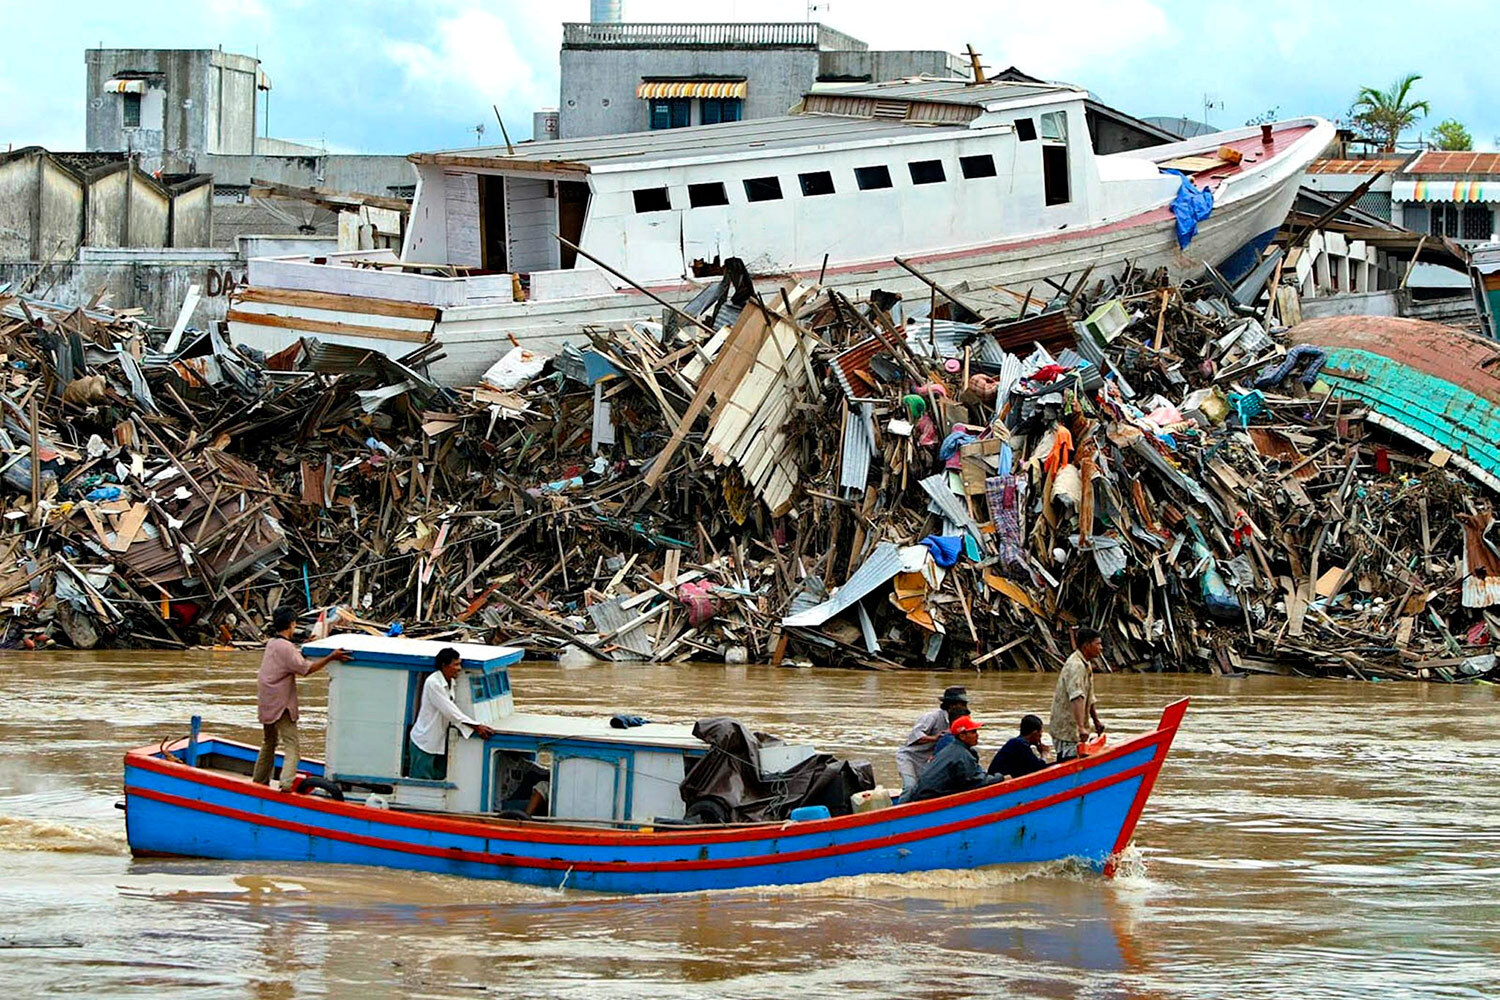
[636,80,747,100]
[104,78,148,95]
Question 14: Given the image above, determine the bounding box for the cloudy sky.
[3,0,1495,154]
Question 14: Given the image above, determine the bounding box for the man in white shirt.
[408,648,495,780]
[895,686,969,797]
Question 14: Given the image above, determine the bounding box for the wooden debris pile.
[1,261,1496,682]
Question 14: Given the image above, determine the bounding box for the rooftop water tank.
[591,0,622,22]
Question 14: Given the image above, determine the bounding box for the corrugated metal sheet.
[782,542,927,627]
[830,337,886,402]
[987,308,1076,354]
[840,402,875,493]
[587,594,655,658]
[919,474,984,546]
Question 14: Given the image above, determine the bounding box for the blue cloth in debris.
[1253,344,1327,390]
[85,486,122,502]
[1165,170,1214,249]
[939,427,977,462]
[921,534,965,568]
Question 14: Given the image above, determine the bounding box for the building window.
[123,92,142,128]
[701,98,743,125]
[688,182,729,208]
[1429,203,1459,237]
[1014,118,1037,141]
[908,160,946,185]
[1462,204,1493,241]
[854,165,893,190]
[960,154,997,179]
[632,187,672,213]
[743,176,783,202]
[799,171,836,196]
[1040,111,1070,206]
[649,99,691,131]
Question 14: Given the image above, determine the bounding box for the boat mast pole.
[554,234,716,336]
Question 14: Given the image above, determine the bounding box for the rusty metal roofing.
[1405,151,1500,176]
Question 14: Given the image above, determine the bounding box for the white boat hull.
[229,120,1330,386]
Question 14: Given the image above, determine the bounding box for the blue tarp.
[1165,170,1214,249]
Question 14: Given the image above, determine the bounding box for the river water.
[0,651,1495,999]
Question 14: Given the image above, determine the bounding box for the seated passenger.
[909,716,1000,802]
[895,686,969,797]
[987,714,1049,779]
[407,647,495,780]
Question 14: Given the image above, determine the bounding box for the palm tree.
[1351,74,1431,152]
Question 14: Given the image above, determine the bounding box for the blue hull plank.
[123,700,1186,894]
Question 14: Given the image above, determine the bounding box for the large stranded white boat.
[228,79,1334,384]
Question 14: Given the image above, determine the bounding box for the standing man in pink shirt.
[252,607,350,791]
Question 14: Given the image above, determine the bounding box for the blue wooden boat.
[122,635,1186,893]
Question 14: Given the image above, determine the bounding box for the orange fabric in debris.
[1043,425,1074,476]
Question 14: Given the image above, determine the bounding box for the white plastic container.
[850,786,894,813]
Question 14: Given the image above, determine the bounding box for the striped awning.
[636,80,747,100]
[1393,179,1500,203]
[104,78,148,95]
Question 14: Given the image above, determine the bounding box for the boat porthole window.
[854,165,893,190]
[1014,117,1037,141]
[743,176,783,202]
[798,171,836,197]
[908,160,946,185]
[632,187,672,213]
[688,182,730,208]
[960,154,998,179]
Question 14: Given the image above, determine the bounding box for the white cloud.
[384,6,557,120]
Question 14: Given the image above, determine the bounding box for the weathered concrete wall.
[128,178,171,248]
[37,159,84,260]
[0,153,40,260]
[0,248,243,325]
[559,48,820,136]
[170,182,214,247]
[817,50,967,82]
[85,169,128,247]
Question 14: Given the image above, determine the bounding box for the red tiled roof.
[1306,158,1408,175]
[1406,151,1500,176]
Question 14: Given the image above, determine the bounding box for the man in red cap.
[907,715,1000,802]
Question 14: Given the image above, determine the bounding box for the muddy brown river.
[0,650,1495,998]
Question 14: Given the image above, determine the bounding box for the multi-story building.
[557,21,970,139]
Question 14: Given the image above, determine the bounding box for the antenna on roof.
[471,122,485,146]
[805,1,829,20]
[964,44,987,85]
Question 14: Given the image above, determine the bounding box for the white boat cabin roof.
[409,79,1084,176]
[499,712,703,750]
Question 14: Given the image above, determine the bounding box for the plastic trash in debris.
[481,346,550,390]
[85,486,122,502]
[385,621,404,637]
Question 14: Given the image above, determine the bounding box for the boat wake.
[728,856,1128,899]
[0,814,128,855]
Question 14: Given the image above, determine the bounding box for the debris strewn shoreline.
[2,261,1497,682]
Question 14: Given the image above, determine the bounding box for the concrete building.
[558,21,970,138]
[84,48,321,172]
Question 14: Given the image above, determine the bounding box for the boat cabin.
[241,80,1161,311]
[303,633,723,823]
